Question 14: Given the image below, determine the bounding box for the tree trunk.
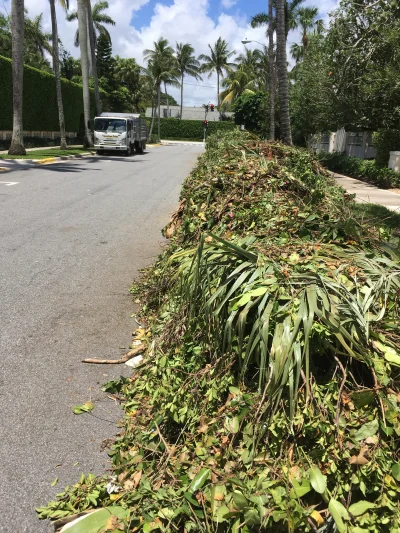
[180,74,183,119]
[149,95,156,140]
[86,0,101,115]
[217,71,220,120]
[49,0,67,150]
[276,0,292,145]
[157,83,161,142]
[77,0,93,147]
[268,0,275,141]
[8,0,26,155]
[164,81,169,117]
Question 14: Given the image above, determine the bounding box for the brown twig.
[82,344,145,364]
[334,356,347,450]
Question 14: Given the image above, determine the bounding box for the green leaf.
[328,499,349,533]
[214,505,230,523]
[51,477,58,487]
[352,391,375,409]
[244,508,260,525]
[225,416,240,433]
[290,479,311,498]
[59,507,129,533]
[189,468,210,493]
[232,490,248,510]
[355,419,379,441]
[72,401,94,415]
[348,500,376,516]
[309,466,327,494]
[183,492,200,506]
[391,463,400,481]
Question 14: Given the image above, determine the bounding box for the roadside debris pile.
[38,131,400,532]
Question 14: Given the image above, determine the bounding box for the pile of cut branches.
[38,131,400,533]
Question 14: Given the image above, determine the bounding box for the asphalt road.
[0,144,203,532]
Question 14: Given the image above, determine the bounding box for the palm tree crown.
[199,37,235,114]
[67,0,115,47]
[176,42,202,118]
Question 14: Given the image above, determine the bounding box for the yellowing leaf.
[311,510,324,527]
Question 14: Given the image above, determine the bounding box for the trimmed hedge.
[318,151,400,189]
[373,129,400,167]
[145,117,236,140]
[0,55,95,133]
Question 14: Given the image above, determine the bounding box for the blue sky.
[1,0,340,105]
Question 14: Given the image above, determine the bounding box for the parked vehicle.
[93,112,148,156]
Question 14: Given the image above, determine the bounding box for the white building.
[145,105,234,121]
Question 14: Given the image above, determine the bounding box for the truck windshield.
[94,118,126,133]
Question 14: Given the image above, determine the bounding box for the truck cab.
[93,113,148,156]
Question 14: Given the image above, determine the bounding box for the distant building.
[145,105,234,121]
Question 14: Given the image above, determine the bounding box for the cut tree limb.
[82,344,145,364]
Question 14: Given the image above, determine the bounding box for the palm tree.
[66,0,115,47]
[8,0,26,155]
[24,13,52,58]
[115,56,143,112]
[67,0,114,115]
[144,38,179,139]
[297,6,318,52]
[176,42,202,119]
[276,0,292,144]
[220,65,256,105]
[250,0,305,38]
[49,0,69,150]
[199,37,235,119]
[77,0,93,147]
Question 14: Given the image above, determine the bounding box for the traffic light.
[210,104,215,112]
[203,120,208,128]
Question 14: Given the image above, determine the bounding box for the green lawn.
[0,148,94,160]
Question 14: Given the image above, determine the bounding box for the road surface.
[0,145,203,532]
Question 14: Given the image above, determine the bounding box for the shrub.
[0,55,96,133]
[373,129,400,167]
[144,117,235,140]
[233,92,268,136]
[318,150,400,188]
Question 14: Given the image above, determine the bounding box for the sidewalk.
[330,171,400,213]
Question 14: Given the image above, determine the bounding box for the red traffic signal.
[210,104,215,112]
[203,120,208,127]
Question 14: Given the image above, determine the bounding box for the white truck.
[93,112,148,156]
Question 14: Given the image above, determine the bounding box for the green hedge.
[318,151,400,188]
[145,117,236,140]
[0,55,95,133]
[373,129,400,167]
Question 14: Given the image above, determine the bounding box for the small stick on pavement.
[82,344,145,364]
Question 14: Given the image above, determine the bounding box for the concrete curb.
[0,152,95,165]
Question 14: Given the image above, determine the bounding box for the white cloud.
[0,0,340,107]
[221,0,237,9]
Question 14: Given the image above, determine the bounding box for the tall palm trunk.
[268,0,275,141]
[157,83,161,141]
[49,0,67,150]
[86,0,101,115]
[149,94,156,140]
[217,71,220,120]
[164,81,169,117]
[180,74,183,119]
[8,0,26,155]
[276,0,292,145]
[77,0,93,147]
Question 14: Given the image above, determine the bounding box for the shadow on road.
[0,152,148,174]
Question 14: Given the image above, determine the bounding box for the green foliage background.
[0,55,95,133]
[373,129,400,168]
[233,92,269,137]
[144,117,235,139]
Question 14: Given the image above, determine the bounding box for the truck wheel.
[96,150,104,155]
[142,142,146,152]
